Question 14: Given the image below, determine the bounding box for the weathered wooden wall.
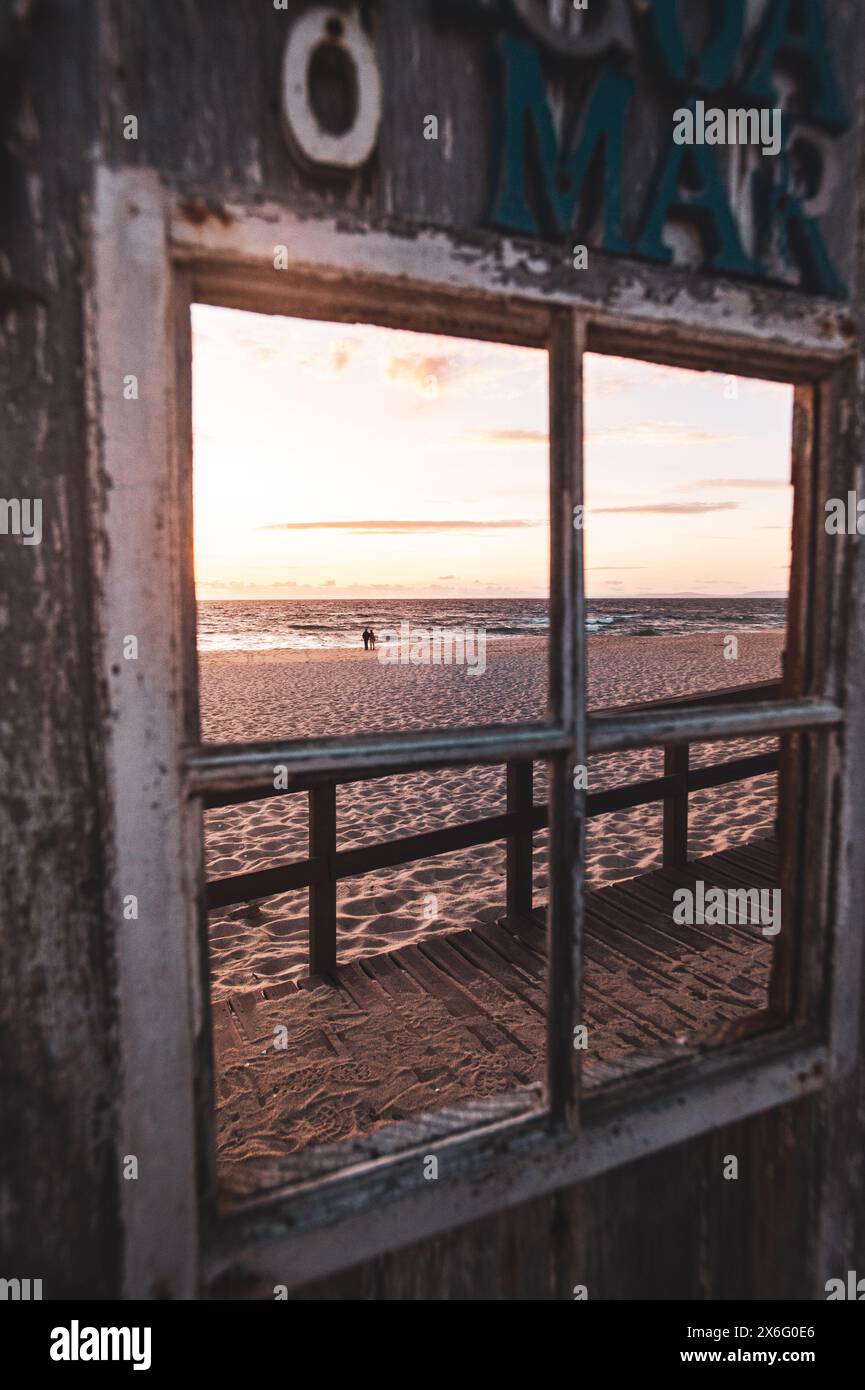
[1,0,863,1299]
[99,0,860,285]
[0,0,120,1296]
[295,1101,819,1299]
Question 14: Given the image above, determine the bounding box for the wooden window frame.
[87,167,856,1299]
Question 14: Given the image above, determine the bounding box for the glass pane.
[191,305,554,1202]
[581,354,793,1088]
[207,761,552,1202]
[192,304,550,738]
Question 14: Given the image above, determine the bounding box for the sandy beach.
[201,629,784,998]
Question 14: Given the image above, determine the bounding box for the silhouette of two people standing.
[362,626,377,651]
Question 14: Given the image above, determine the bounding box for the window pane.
[192,304,550,738]
[207,759,553,1202]
[581,354,793,1086]
[191,305,554,1202]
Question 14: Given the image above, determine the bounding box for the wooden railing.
[204,679,782,974]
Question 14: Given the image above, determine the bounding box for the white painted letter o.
[282,7,382,172]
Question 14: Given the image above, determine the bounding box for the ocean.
[197,597,787,653]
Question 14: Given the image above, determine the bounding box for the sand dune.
[200,629,784,997]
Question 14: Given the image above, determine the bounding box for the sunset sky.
[191,304,793,600]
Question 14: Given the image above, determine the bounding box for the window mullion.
[587,697,841,756]
[184,723,570,798]
[547,309,585,1130]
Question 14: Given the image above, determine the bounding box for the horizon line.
[196,592,789,602]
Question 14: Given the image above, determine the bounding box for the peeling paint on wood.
[2,0,865,1302]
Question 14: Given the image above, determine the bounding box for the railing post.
[663,742,689,867]
[309,780,337,976]
[506,758,534,920]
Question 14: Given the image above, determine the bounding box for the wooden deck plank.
[336,960,388,1011]
[614,873,760,954]
[474,918,548,981]
[448,926,548,1018]
[419,936,542,1069]
[719,840,777,875]
[696,854,777,893]
[581,981,672,1047]
[361,950,425,998]
[580,913,715,1031]
[599,881,770,990]
[396,943,486,1021]
[585,896,765,1020]
[651,866,776,946]
[583,912,722,1031]
[397,942,538,1085]
[214,841,779,1195]
[612,884,753,963]
[506,917,553,961]
[501,911,548,962]
[699,846,778,889]
[589,886,720,966]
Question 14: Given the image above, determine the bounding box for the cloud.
[463,427,549,447]
[591,502,738,515]
[259,519,538,533]
[438,574,455,579]
[328,340,358,374]
[198,579,297,591]
[585,356,792,404]
[584,359,681,399]
[303,338,361,378]
[355,583,426,592]
[382,352,493,399]
[588,421,742,447]
[247,344,281,364]
[384,353,453,397]
[693,477,790,490]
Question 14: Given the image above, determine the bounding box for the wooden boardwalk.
[214,838,777,1201]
